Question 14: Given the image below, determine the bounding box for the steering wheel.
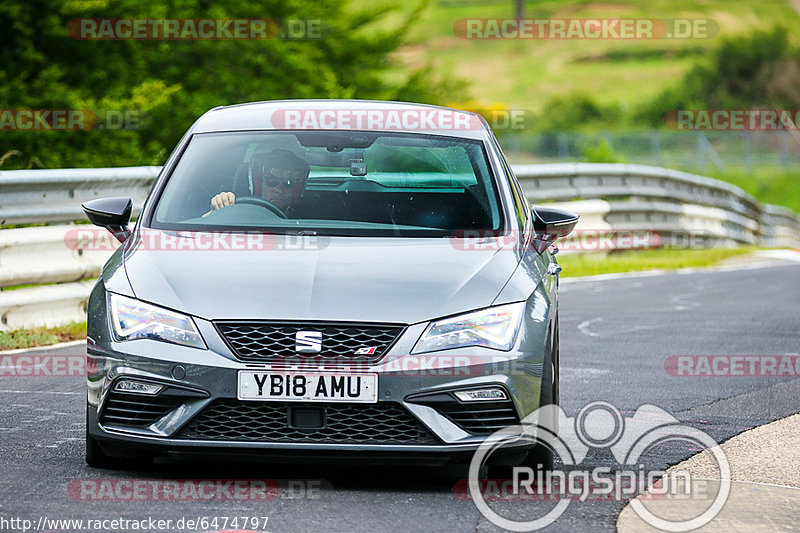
[235,196,287,218]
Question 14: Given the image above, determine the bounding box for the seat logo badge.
[295,331,322,353]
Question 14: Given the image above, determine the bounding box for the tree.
[0,0,459,168]
[639,27,800,125]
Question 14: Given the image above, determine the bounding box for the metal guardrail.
[0,166,160,225]
[514,163,797,247]
[0,163,798,330]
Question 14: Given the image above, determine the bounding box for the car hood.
[121,231,525,324]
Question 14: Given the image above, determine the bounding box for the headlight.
[109,293,206,349]
[412,302,525,354]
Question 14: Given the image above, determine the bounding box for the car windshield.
[150,131,503,236]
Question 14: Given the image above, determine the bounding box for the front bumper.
[87,284,553,460]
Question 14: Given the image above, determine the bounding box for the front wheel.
[521,442,554,471]
[85,407,152,469]
[519,312,559,472]
[85,427,117,468]
[485,314,560,478]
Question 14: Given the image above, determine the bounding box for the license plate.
[237,371,378,403]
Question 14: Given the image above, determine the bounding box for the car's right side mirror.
[82,197,133,243]
[531,206,579,253]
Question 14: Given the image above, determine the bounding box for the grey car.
[82,100,578,470]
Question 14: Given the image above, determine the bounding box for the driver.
[209,149,310,216]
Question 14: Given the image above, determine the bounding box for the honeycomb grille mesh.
[177,400,439,444]
[214,321,404,364]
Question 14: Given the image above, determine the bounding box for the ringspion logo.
[466,402,730,531]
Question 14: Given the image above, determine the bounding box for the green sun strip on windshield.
[305,170,474,189]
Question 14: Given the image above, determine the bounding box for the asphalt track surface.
[1,262,798,532]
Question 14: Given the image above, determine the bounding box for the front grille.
[176,400,439,444]
[434,400,520,435]
[215,321,405,364]
[100,392,183,428]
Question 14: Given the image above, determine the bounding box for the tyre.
[85,407,153,469]
[487,314,559,477]
[85,427,118,468]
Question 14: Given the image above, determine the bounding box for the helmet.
[249,149,310,204]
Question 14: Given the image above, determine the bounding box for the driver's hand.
[211,192,235,210]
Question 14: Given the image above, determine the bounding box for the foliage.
[0,0,460,169]
[535,93,622,132]
[639,27,800,125]
[580,138,625,163]
[558,247,760,278]
[705,169,800,213]
[0,321,86,350]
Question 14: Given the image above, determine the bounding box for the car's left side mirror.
[82,197,133,243]
[531,206,579,252]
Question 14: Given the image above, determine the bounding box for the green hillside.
[359,0,800,114]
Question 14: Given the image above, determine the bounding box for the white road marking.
[670,293,699,311]
[562,366,611,376]
[577,318,603,337]
[0,390,80,395]
[754,249,800,263]
[0,339,86,355]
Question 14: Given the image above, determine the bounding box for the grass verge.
[558,246,760,278]
[705,170,800,214]
[0,322,86,351]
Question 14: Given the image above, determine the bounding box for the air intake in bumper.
[100,392,183,427]
[99,382,208,429]
[176,399,439,444]
[408,389,520,435]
